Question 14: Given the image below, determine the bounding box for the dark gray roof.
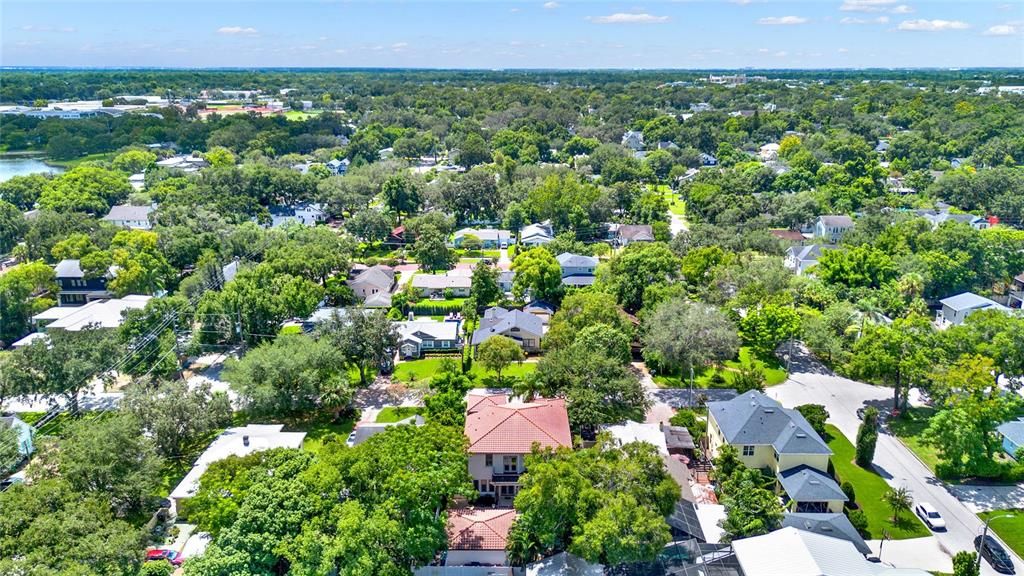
[349,415,425,446]
[781,513,871,555]
[102,204,154,222]
[471,307,544,346]
[349,265,395,291]
[524,300,555,314]
[778,465,848,503]
[788,245,822,261]
[665,426,696,451]
[708,391,831,455]
[617,224,655,242]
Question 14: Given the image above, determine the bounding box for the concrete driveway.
[949,484,1024,514]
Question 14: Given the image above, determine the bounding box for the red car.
[146,549,183,566]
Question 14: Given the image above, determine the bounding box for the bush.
[855,407,879,468]
[953,551,980,576]
[669,409,705,444]
[840,481,856,506]
[846,509,869,538]
[140,561,175,576]
[732,363,766,394]
[796,404,829,439]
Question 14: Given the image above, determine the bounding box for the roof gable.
[464,396,572,454]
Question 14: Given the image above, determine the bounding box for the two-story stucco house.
[464,392,572,506]
[813,215,854,244]
[707,391,846,514]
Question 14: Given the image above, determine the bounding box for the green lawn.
[376,406,424,423]
[978,510,1024,558]
[46,151,118,168]
[284,110,322,121]
[392,357,537,387]
[653,347,787,388]
[826,425,931,540]
[280,411,357,453]
[889,407,941,474]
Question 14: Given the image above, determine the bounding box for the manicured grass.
[376,406,424,423]
[826,424,931,540]
[285,411,357,453]
[978,509,1024,559]
[653,347,788,388]
[46,151,117,168]
[889,407,941,474]
[284,110,321,121]
[392,357,537,387]
[457,250,501,260]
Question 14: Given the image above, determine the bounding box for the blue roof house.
[998,418,1024,460]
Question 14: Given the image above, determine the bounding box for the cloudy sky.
[2,0,1022,69]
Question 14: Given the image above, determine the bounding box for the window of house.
[523,339,534,348]
[441,340,450,348]
[485,454,493,467]
[503,455,518,473]
[742,445,755,457]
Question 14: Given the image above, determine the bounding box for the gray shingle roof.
[997,418,1024,445]
[556,253,599,268]
[781,513,871,555]
[818,215,854,228]
[939,292,1008,313]
[708,391,831,455]
[471,307,543,346]
[349,265,395,291]
[778,465,848,503]
[102,204,154,223]
[562,275,597,287]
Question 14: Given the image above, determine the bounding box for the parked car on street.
[914,502,946,530]
[975,535,1015,574]
[146,549,183,567]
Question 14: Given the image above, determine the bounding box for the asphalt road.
[769,352,1023,576]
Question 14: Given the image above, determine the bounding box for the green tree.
[544,290,632,351]
[104,229,175,296]
[38,165,132,214]
[642,298,739,391]
[346,208,392,243]
[739,303,801,358]
[815,245,897,290]
[223,333,350,417]
[381,174,420,223]
[30,413,162,517]
[423,359,474,426]
[458,132,492,168]
[470,260,501,307]
[317,308,399,386]
[795,404,829,439]
[570,493,672,565]
[511,247,563,302]
[111,149,157,174]
[605,242,681,312]
[855,407,879,468]
[572,323,631,366]
[411,223,453,272]
[0,479,144,576]
[953,551,980,576]
[0,260,57,344]
[847,315,932,409]
[204,146,236,168]
[0,173,49,210]
[720,468,784,541]
[122,379,232,459]
[0,200,26,254]
[18,327,118,415]
[882,486,912,523]
[477,335,525,386]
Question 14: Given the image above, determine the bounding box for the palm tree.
[882,486,912,523]
[897,272,924,299]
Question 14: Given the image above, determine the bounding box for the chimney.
[242,435,250,447]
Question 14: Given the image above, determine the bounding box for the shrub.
[796,404,829,438]
[953,551,980,576]
[732,363,766,394]
[855,407,879,468]
[840,481,856,506]
[846,509,869,538]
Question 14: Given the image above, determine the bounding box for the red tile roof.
[447,508,518,551]
[770,229,806,242]
[464,395,572,454]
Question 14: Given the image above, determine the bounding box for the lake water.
[0,156,64,183]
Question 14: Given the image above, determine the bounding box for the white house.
[621,130,645,152]
[937,292,1013,326]
[556,252,598,287]
[784,245,825,276]
[411,273,472,298]
[520,222,555,247]
[814,215,854,243]
[759,143,781,162]
[170,424,306,512]
[33,295,153,332]
[102,204,155,230]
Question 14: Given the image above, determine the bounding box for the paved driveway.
[949,484,1024,514]
[768,346,1023,575]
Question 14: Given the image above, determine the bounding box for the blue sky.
[2,1,1022,69]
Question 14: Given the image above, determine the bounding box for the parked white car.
[915,502,946,530]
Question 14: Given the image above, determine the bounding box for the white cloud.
[20,25,76,33]
[774,51,788,57]
[543,1,560,8]
[984,24,1019,36]
[509,7,521,12]
[838,47,850,52]
[840,0,896,12]
[217,26,258,35]
[334,48,348,54]
[897,19,969,31]
[391,42,408,52]
[891,5,914,14]
[758,15,808,25]
[588,12,670,24]
[841,16,887,24]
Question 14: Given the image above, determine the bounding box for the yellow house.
[707,391,846,514]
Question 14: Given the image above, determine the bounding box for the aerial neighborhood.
[2,67,1024,576]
